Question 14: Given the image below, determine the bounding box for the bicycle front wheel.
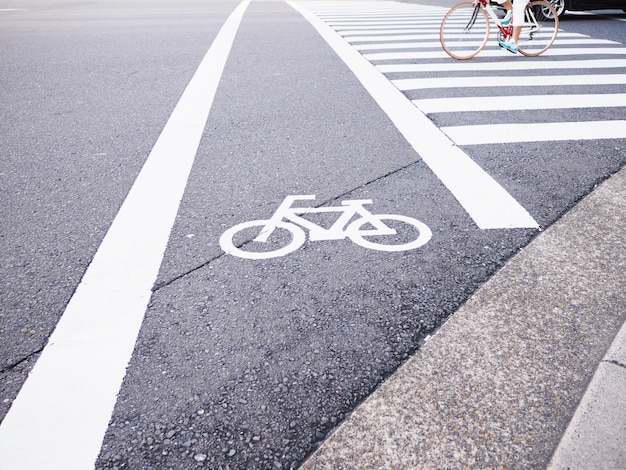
[518,0,559,57]
[347,215,432,252]
[440,2,490,60]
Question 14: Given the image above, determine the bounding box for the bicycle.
[219,195,432,259]
[440,0,559,60]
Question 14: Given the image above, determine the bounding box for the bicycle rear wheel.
[440,2,490,60]
[518,0,559,57]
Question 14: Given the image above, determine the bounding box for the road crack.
[1,346,44,375]
[152,160,421,293]
[604,359,626,370]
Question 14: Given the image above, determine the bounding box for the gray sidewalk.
[301,165,626,469]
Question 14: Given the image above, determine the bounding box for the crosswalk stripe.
[414,93,626,113]
[442,121,626,145]
[377,58,626,73]
[345,32,586,42]
[342,28,443,35]
[364,47,626,60]
[354,38,619,51]
[394,74,626,91]
[341,26,444,31]
[327,20,447,25]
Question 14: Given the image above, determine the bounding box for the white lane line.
[0,2,249,469]
[414,93,626,113]
[394,74,626,91]
[342,28,442,35]
[289,1,538,230]
[324,15,444,21]
[354,38,619,51]
[377,58,626,73]
[327,20,445,25]
[364,47,626,60]
[335,23,440,32]
[346,32,586,42]
[443,121,626,145]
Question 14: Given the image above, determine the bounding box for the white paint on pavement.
[394,74,626,91]
[289,1,538,230]
[363,47,626,60]
[443,121,626,145]
[0,2,249,469]
[414,94,626,113]
[353,38,619,51]
[376,58,626,73]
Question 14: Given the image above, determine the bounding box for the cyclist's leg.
[499,0,528,52]
[513,0,530,33]
[494,0,513,24]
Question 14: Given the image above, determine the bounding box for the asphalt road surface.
[1,0,625,468]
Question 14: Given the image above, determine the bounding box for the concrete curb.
[301,166,626,469]
[548,318,626,469]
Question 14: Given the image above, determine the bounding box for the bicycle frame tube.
[525,7,539,30]
[290,201,397,241]
[256,196,397,243]
[254,195,315,243]
[480,0,507,28]
[285,200,377,241]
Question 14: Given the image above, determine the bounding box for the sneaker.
[499,38,519,54]
[499,10,513,25]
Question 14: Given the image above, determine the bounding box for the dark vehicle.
[550,0,626,18]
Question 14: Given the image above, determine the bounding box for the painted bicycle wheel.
[220,220,305,259]
[347,215,432,252]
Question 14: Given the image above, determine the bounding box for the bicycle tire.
[518,0,559,57]
[347,215,432,252]
[440,2,490,60]
[219,220,305,259]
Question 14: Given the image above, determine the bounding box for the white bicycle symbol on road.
[219,195,432,259]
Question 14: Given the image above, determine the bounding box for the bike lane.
[96,2,540,468]
[0,1,246,468]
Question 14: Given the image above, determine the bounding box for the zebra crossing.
[298,1,626,146]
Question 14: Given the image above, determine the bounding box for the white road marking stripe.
[346,31,585,42]
[341,29,578,37]
[315,8,444,15]
[443,121,626,145]
[290,1,538,230]
[335,23,439,32]
[327,20,446,25]
[0,2,249,469]
[323,15,445,20]
[349,34,448,41]
[414,93,626,113]
[365,47,626,60]
[341,28,445,35]
[394,74,626,91]
[377,58,626,73]
[353,38,618,51]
